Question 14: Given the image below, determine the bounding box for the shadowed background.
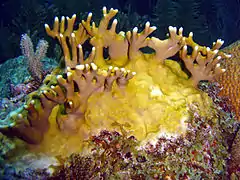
[0,0,240,63]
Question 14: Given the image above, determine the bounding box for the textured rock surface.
[218,41,240,120]
[229,128,240,176]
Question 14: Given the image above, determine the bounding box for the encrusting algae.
[0,7,231,157]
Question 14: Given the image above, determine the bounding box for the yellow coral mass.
[1,7,230,157]
[38,55,214,157]
[86,56,213,138]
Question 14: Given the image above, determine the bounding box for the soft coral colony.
[0,7,233,153]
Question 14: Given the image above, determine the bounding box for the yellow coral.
[38,54,214,156]
[85,58,213,140]
[0,7,231,157]
[28,7,230,156]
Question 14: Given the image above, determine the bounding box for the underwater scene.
[0,0,239,179]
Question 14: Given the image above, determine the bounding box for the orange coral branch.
[82,7,129,67]
[126,22,156,60]
[52,62,135,132]
[148,26,184,63]
[179,32,231,87]
[45,14,89,68]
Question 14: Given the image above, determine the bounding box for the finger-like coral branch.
[54,62,135,132]
[179,34,230,87]
[45,15,77,41]
[126,22,156,60]
[184,32,230,59]
[148,26,184,63]
[45,14,89,68]
[82,7,129,67]
[104,66,136,91]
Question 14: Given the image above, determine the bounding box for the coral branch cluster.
[0,51,134,144]
[45,62,135,133]
[45,7,230,86]
[0,7,231,144]
[180,34,231,87]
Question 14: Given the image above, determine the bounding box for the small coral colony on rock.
[0,6,239,179]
